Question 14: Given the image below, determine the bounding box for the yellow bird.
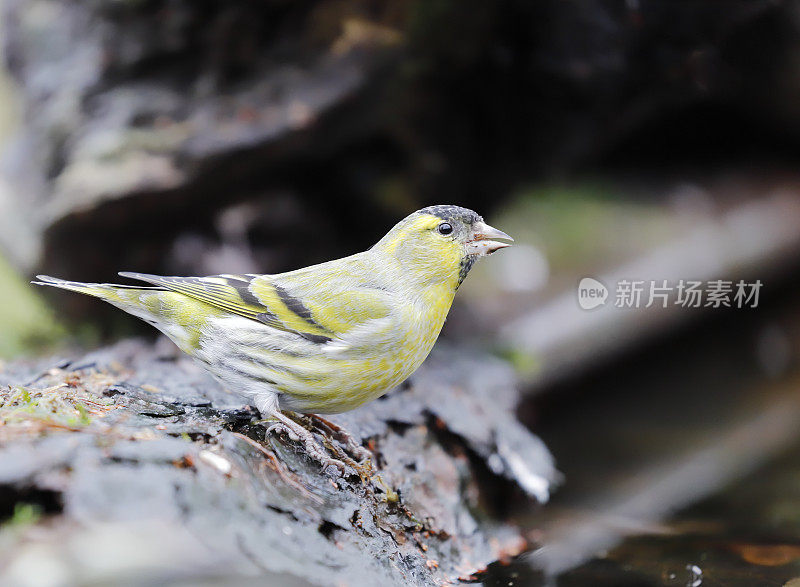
[34,205,512,471]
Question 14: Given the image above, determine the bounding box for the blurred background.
[2,0,800,585]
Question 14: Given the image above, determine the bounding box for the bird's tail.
[31,274,172,323]
[32,275,208,355]
[32,275,149,304]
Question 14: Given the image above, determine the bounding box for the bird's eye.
[437,222,453,236]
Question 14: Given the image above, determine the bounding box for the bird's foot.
[296,414,374,483]
[307,414,373,463]
[266,413,348,475]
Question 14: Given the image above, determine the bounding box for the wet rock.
[0,339,556,586]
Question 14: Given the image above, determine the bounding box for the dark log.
[0,339,556,586]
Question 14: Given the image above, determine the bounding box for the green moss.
[0,384,104,428]
[75,402,92,426]
[6,503,43,528]
[0,253,66,359]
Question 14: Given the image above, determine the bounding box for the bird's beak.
[466,221,514,256]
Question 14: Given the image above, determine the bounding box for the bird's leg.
[254,393,349,474]
[306,414,373,463]
[266,410,348,475]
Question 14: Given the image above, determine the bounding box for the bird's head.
[372,205,513,289]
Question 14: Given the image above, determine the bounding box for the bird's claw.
[301,436,348,474]
[267,422,300,442]
[341,437,372,463]
[305,414,374,464]
[266,417,349,475]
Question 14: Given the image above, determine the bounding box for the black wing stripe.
[273,284,332,334]
[299,333,333,344]
[220,276,263,308]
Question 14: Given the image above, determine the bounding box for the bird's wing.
[118,270,396,345]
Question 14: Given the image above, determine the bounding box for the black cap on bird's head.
[418,205,481,226]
